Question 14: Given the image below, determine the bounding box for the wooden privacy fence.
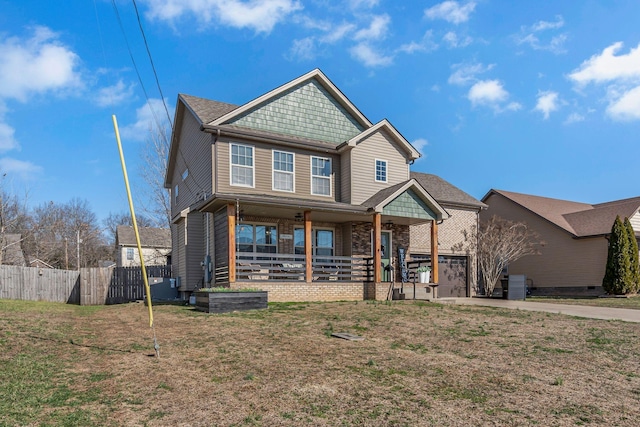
[0,264,172,306]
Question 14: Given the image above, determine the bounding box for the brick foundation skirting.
[231,281,392,302]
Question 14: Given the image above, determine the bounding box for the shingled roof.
[410,172,487,210]
[180,94,238,124]
[484,189,640,238]
[116,226,171,248]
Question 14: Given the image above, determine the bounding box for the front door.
[381,231,391,282]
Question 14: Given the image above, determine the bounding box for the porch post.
[430,220,438,284]
[227,203,236,283]
[304,211,312,283]
[373,213,381,283]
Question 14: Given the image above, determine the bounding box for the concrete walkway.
[438,297,640,323]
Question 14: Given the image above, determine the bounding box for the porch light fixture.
[239,210,245,221]
[295,213,303,222]
[386,220,393,229]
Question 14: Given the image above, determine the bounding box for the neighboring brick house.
[115,226,171,267]
[409,173,487,297]
[164,69,458,302]
[481,189,640,296]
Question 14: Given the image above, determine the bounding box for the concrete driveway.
[438,297,640,323]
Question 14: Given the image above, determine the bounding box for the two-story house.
[165,69,452,302]
[115,226,172,267]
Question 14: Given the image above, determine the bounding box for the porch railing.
[236,253,373,282]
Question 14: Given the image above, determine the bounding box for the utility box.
[506,275,526,300]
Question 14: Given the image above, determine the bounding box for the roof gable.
[363,179,450,222]
[483,189,640,237]
[344,119,420,160]
[116,226,171,248]
[211,69,371,144]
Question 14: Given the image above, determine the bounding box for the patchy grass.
[1,298,639,426]
[528,295,640,310]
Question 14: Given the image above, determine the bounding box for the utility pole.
[76,230,82,271]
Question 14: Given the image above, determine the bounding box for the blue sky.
[1,0,639,222]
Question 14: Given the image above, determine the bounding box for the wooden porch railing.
[236,253,374,282]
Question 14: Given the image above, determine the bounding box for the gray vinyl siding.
[349,130,410,205]
[184,211,204,291]
[482,193,608,289]
[216,138,341,202]
[341,151,351,203]
[173,219,186,289]
[171,111,213,217]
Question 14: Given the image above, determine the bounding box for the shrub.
[624,217,640,294]
[602,216,634,295]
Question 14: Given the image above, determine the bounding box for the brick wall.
[232,281,366,302]
[409,207,480,294]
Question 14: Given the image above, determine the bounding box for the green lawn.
[1,298,639,426]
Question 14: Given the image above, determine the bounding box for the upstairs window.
[375,159,387,183]
[273,150,294,192]
[311,156,331,196]
[231,143,254,187]
[126,248,134,261]
[174,184,179,204]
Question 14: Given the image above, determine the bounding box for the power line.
[131,0,174,134]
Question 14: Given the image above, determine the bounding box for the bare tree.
[0,175,31,265]
[29,199,108,269]
[137,126,171,228]
[454,215,544,296]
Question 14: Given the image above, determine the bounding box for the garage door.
[413,255,468,297]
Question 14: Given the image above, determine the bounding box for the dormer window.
[375,159,387,183]
[230,143,254,187]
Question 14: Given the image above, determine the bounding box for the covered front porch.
[201,181,448,301]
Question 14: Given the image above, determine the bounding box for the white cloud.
[530,15,565,32]
[348,0,379,9]
[468,79,521,112]
[354,14,390,41]
[568,42,640,85]
[515,15,567,54]
[350,43,393,67]
[606,85,640,121]
[0,122,17,152]
[142,0,302,34]
[320,23,356,43]
[443,31,472,48]
[448,62,494,86]
[0,26,82,102]
[0,157,43,180]
[411,138,429,153]
[287,37,317,61]
[535,91,560,119]
[121,99,174,141]
[564,112,585,124]
[424,1,476,25]
[96,80,136,107]
[398,30,438,54]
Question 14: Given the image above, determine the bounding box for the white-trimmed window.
[230,143,254,187]
[375,159,387,182]
[294,228,334,256]
[126,248,134,261]
[273,150,294,192]
[174,184,179,204]
[236,223,278,255]
[311,156,331,196]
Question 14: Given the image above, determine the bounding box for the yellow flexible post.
[112,115,154,328]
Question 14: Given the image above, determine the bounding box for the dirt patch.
[2,300,640,426]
